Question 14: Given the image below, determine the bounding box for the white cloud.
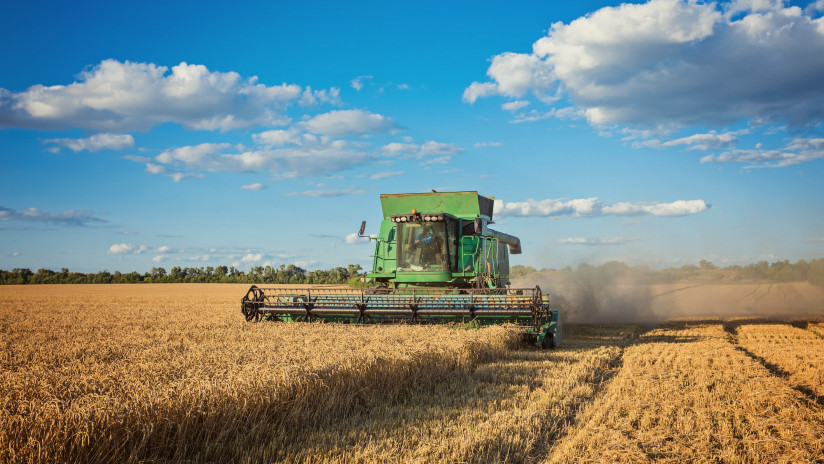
[153,255,168,262]
[559,236,638,245]
[241,183,266,191]
[301,109,400,137]
[467,0,824,129]
[345,232,371,245]
[252,129,299,147]
[144,163,206,182]
[462,82,499,104]
[156,143,233,166]
[700,137,824,168]
[474,141,503,148]
[107,243,176,255]
[502,100,530,111]
[369,170,404,180]
[509,106,584,124]
[107,243,148,255]
[602,200,709,216]
[242,253,263,263]
[638,130,743,151]
[381,140,464,160]
[0,59,316,131]
[0,206,107,226]
[147,138,374,179]
[298,86,341,106]
[351,75,373,91]
[43,133,134,153]
[495,197,709,218]
[284,185,366,197]
[381,142,419,157]
[423,156,452,165]
[806,0,824,15]
[420,140,462,157]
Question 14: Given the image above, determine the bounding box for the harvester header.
[241,191,560,348]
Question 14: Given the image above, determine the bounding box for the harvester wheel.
[243,303,260,322]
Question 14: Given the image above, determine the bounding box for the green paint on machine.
[241,191,561,349]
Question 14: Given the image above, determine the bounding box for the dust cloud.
[513,267,824,324]
[513,268,655,324]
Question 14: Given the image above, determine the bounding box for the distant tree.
[151,267,167,278]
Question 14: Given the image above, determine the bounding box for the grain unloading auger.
[241,191,561,348]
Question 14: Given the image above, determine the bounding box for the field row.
[735,322,824,399]
[547,323,824,462]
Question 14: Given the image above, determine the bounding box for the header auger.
[241,191,561,348]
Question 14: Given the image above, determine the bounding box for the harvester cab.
[366,191,519,289]
[241,191,561,349]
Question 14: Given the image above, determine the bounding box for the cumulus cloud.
[700,136,824,168]
[466,0,824,129]
[145,138,374,179]
[0,59,313,131]
[43,133,134,153]
[298,86,341,106]
[345,232,371,245]
[241,183,266,191]
[107,243,147,255]
[502,100,530,111]
[241,253,263,263]
[301,109,400,137]
[252,129,299,147]
[494,197,709,218]
[0,206,107,226]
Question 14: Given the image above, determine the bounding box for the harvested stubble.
[736,323,824,398]
[0,285,520,463]
[545,322,824,463]
[809,322,824,338]
[262,325,642,463]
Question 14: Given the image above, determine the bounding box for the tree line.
[4,258,824,287]
[0,264,366,286]
[511,257,824,287]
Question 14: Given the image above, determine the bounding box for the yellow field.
[1,284,823,463]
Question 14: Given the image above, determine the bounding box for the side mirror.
[474,218,483,234]
[358,220,366,236]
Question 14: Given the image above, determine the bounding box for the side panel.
[369,220,397,277]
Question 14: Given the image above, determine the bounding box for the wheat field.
[1,284,823,463]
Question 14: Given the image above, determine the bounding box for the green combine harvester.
[241,191,561,348]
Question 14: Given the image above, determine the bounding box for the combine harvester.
[241,191,561,348]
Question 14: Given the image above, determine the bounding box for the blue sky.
[1,0,823,273]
